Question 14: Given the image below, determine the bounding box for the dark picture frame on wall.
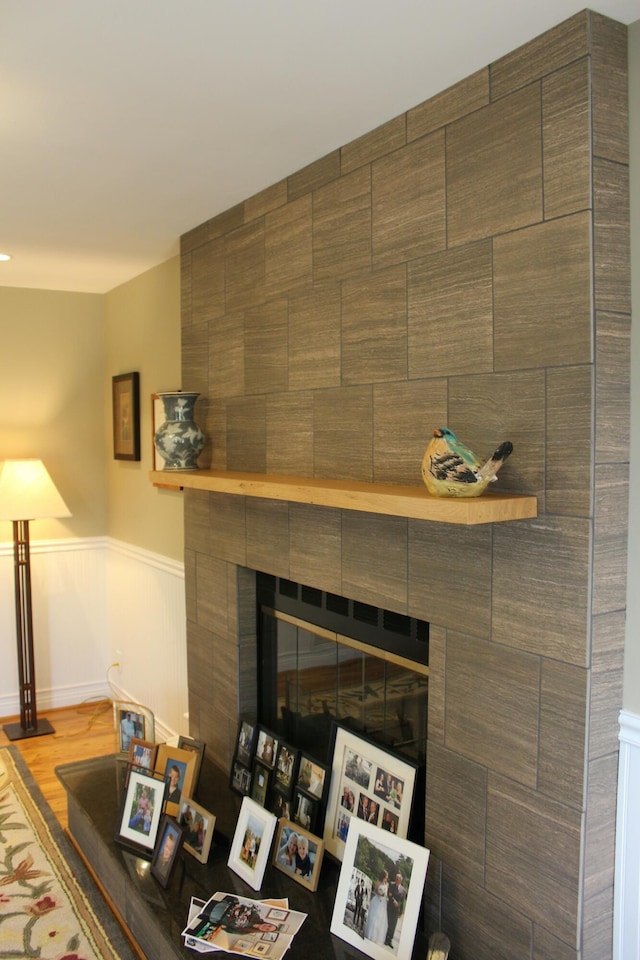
[112,372,140,461]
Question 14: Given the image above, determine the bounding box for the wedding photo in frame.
[178,797,216,864]
[112,371,140,461]
[114,700,155,756]
[227,796,278,891]
[330,818,429,960]
[324,724,417,862]
[150,815,184,888]
[115,766,167,859]
[155,743,198,818]
[272,818,325,892]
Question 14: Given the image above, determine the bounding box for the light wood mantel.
[149,469,537,525]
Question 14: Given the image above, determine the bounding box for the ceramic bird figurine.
[421,427,513,498]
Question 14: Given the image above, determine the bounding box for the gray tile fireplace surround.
[57,753,429,960]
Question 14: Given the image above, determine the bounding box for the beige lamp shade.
[0,459,71,521]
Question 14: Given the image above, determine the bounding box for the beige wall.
[104,255,184,560]
[625,18,640,714]
[0,286,106,540]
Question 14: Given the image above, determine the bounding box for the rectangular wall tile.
[494,213,592,370]
[191,237,225,323]
[224,220,265,311]
[244,179,288,223]
[593,463,629,616]
[447,84,542,246]
[486,773,582,946]
[341,114,406,175]
[226,396,267,472]
[595,312,631,464]
[372,131,445,267]
[408,240,493,379]
[313,385,373,481]
[426,624,445,745]
[542,58,591,220]
[589,611,625,761]
[288,283,341,391]
[594,158,631,315]
[591,12,629,165]
[313,167,371,283]
[208,493,247,567]
[288,150,340,202]
[341,512,408,613]
[266,391,314,475]
[289,504,342,595]
[546,365,593,517]
[342,264,407,385]
[445,632,539,785]
[539,659,587,808]
[265,194,313,298]
[209,310,245,399]
[245,498,290,580]
[243,299,289,396]
[407,68,489,140]
[195,553,229,635]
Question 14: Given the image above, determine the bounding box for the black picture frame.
[273,740,299,798]
[250,760,271,807]
[114,765,167,860]
[112,372,140,461]
[230,718,257,797]
[150,815,184,888]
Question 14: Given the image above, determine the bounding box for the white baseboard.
[614,709,640,960]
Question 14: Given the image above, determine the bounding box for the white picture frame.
[324,724,417,861]
[330,818,429,960]
[227,796,277,891]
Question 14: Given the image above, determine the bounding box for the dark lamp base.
[3,718,55,741]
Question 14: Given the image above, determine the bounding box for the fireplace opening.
[256,573,429,768]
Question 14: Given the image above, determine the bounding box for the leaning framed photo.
[178,797,216,864]
[324,723,417,861]
[112,371,140,461]
[155,743,198,818]
[128,737,157,774]
[114,701,155,756]
[227,796,277,891]
[272,818,324,892]
[151,815,184,888]
[330,818,429,960]
[115,766,167,859]
[177,735,206,795]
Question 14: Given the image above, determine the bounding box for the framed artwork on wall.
[112,372,140,461]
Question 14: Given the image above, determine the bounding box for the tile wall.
[179,12,630,960]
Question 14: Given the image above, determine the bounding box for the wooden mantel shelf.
[149,469,537,525]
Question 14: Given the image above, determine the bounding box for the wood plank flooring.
[0,700,116,827]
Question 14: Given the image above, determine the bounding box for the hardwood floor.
[0,700,116,827]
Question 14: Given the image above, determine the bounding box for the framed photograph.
[235,718,257,767]
[227,796,278,891]
[324,724,417,862]
[272,819,324,892]
[177,735,206,795]
[114,701,155,755]
[178,796,216,864]
[231,760,253,797]
[155,744,198,817]
[112,372,140,461]
[250,760,271,807]
[128,737,157,774]
[296,753,328,801]
[255,726,279,769]
[330,818,429,960]
[151,815,184,888]
[292,788,318,833]
[270,791,291,820]
[273,740,298,797]
[115,766,167,858]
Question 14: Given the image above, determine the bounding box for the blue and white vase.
[154,392,205,471]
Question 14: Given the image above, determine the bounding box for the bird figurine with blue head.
[421,427,513,498]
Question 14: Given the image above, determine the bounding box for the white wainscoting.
[614,709,640,960]
[0,537,187,744]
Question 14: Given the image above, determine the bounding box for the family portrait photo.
[228,797,277,890]
[273,819,324,891]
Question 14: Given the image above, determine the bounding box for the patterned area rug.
[0,745,138,960]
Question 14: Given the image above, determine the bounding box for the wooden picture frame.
[272,818,324,892]
[112,372,140,461]
[114,700,155,756]
[177,796,216,864]
[128,737,157,775]
[151,815,184,888]
[155,743,198,818]
[227,796,277,891]
[177,735,206,795]
[115,766,167,859]
[330,818,429,960]
[324,723,417,862]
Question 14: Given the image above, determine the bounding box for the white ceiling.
[2,0,639,295]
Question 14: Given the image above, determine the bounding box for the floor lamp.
[0,460,71,740]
